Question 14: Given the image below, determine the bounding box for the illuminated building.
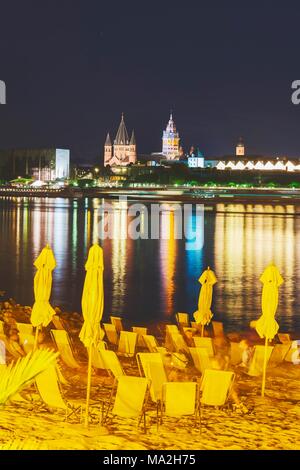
[215,158,300,172]
[162,113,180,159]
[0,148,70,181]
[104,114,137,167]
[236,137,245,156]
[187,147,205,168]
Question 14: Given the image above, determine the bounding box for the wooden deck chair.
[132,327,148,347]
[189,347,211,374]
[136,353,167,403]
[110,316,124,334]
[19,333,35,354]
[269,343,291,366]
[103,323,119,346]
[212,321,224,337]
[165,325,179,351]
[199,370,235,430]
[52,315,65,330]
[230,341,243,365]
[161,382,198,428]
[193,337,214,357]
[278,333,291,344]
[51,330,80,369]
[284,340,300,364]
[35,365,81,421]
[99,349,125,378]
[102,376,150,432]
[16,323,33,335]
[118,331,137,357]
[169,332,189,355]
[175,312,190,327]
[248,345,273,376]
[90,341,107,370]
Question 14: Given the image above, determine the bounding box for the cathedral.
[104,114,137,167]
[162,113,180,159]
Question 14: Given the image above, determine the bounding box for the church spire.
[130,130,136,145]
[115,113,129,145]
[105,132,111,146]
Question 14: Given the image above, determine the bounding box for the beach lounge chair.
[99,349,125,378]
[103,323,119,346]
[175,312,190,327]
[52,315,65,330]
[35,365,81,420]
[269,343,291,365]
[212,321,224,337]
[143,335,159,352]
[132,327,148,347]
[50,330,80,369]
[160,382,199,428]
[110,316,124,334]
[193,337,214,357]
[117,331,137,357]
[230,341,243,365]
[189,347,211,374]
[165,325,179,351]
[19,333,35,354]
[16,323,33,335]
[248,345,273,376]
[90,341,108,370]
[284,340,300,364]
[101,376,150,432]
[278,333,291,344]
[169,332,189,355]
[199,370,235,431]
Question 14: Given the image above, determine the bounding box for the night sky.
[0,2,300,163]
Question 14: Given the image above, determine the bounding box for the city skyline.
[1,3,300,163]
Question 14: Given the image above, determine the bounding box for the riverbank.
[1,303,300,450]
[1,185,300,204]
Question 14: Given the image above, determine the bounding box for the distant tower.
[236,137,245,157]
[162,112,180,159]
[104,133,112,166]
[103,114,137,166]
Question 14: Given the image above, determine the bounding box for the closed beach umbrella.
[80,244,105,427]
[194,267,217,336]
[256,263,284,396]
[31,245,56,348]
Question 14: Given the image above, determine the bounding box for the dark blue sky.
[0,1,300,163]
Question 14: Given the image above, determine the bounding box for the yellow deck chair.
[136,353,166,403]
[132,327,148,347]
[200,369,235,409]
[35,365,81,420]
[284,340,300,363]
[212,321,224,337]
[0,320,4,334]
[110,316,124,334]
[165,325,179,351]
[118,331,137,357]
[248,345,273,376]
[193,337,214,357]
[278,333,291,344]
[230,341,243,365]
[161,382,198,428]
[175,312,190,327]
[99,349,125,378]
[90,341,107,370]
[169,332,189,354]
[19,333,35,354]
[51,330,80,369]
[103,323,119,346]
[52,315,65,330]
[269,343,291,365]
[143,334,159,352]
[102,376,150,432]
[191,322,202,333]
[16,323,33,335]
[189,347,211,374]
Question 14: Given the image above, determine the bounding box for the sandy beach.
[1,307,300,451]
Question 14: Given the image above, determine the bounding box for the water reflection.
[0,197,299,332]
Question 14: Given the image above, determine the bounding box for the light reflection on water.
[0,197,299,333]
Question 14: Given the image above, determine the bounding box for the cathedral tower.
[162,113,180,159]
